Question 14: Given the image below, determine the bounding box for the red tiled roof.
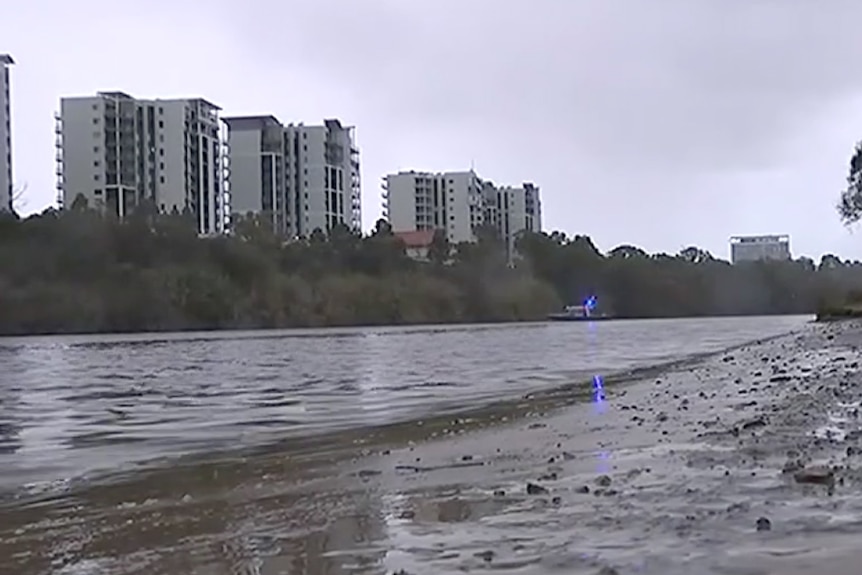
[394,229,436,248]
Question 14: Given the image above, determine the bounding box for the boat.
[547,296,614,321]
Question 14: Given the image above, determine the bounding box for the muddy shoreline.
[3,320,861,574]
[343,320,862,574]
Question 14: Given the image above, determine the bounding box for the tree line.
[0,198,860,335]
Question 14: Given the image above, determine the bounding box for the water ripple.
[0,316,809,492]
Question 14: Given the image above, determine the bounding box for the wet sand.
[3,320,862,574]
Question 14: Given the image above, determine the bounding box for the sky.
[6,0,862,261]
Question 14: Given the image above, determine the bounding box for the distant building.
[383,169,542,259]
[56,91,226,234]
[383,170,485,245]
[224,116,360,237]
[0,54,14,213]
[485,182,542,259]
[730,235,791,264]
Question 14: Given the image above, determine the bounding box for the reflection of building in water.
[354,331,412,425]
[13,343,78,467]
[0,347,22,455]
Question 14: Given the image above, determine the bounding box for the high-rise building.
[484,182,542,257]
[56,91,226,234]
[0,54,14,213]
[224,116,360,237]
[383,170,487,245]
[730,235,791,264]
[383,169,542,256]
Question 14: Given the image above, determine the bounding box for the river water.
[0,316,808,495]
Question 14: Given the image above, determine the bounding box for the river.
[0,316,808,496]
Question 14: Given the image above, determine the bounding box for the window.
[94,146,100,153]
[160,175,165,183]
[159,162,164,170]
[158,120,163,128]
[92,117,99,124]
[94,174,100,181]
[93,160,100,166]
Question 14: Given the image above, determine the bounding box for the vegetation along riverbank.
[1,204,862,335]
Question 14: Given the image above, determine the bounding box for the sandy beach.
[3,319,862,574]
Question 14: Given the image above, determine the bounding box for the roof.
[0,54,14,65]
[223,115,283,130]
[394,229,436,248]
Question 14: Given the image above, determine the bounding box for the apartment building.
[383,169,542,256]
[730,234,791,264]
[485,182,542,257]
[224,116,360,237]
[383,170,486,245]
[56,91,225,234]
[0,54,14,213]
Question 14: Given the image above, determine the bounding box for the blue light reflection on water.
[592,374,611,471]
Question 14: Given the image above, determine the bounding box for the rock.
[756,517,771,531]
[474,550,495,562]
[793,466,835,485]
[575,485,590,494]
[526,482,549,495]
[596,474,612,487]
[596,566,620,575]
[356,469,382,480]
[740,416,767,430]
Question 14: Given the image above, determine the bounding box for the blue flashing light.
[592,374,605,402]
[583,295,598,311]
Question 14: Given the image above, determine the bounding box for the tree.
[11,182,27,214]
[0,202,857,335]
[838,141,862,225]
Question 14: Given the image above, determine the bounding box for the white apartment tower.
[56,91,225,234]
[383,170,486,245]
[484,182,542,256]
[224,116,360,237]
[383,170,542,253]
[0,54,14,213]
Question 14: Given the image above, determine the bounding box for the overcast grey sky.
[6,0,862,260]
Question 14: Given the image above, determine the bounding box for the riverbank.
[0,319,855,574]
[342,320,861,574]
